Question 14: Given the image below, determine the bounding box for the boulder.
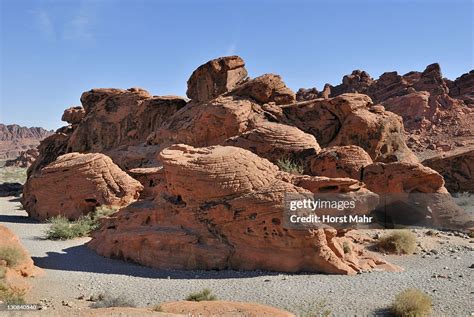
[232,74,296,105]
[186,56,248,102]
[4,148,39,168]
[61,106,85,124]
[280,93,418,163]
[224,122,320,164]
[423,147,474,193]
[23,152,143,220]
[296,87,319,101]
[88,144,398,275]
[448,70,474,105]
[308,145,373,180]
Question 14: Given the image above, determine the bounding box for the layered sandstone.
[23,153,143,220]
[88,145,398,275]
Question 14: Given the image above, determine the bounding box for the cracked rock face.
[88,145,399,275]
[22,152,143,220]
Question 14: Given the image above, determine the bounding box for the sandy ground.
[0,196,473,316]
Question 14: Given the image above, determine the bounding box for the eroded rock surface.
[88,145,397,275]
[5,148,39,168]
[23,153,143,220]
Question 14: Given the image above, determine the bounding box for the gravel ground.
[0,196,472,316]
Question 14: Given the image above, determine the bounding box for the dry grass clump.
[45,206,119,240]
[391,288,432,317]
[377,230,417,254]
[0,282,26,305]
[90,293,136,308]
[0,246,24,267]
[185,288,217,301]
[276,158,304,175]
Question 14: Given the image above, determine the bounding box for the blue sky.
[1,0,472,130]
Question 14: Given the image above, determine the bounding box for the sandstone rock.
[308,145,373,180]
[382,91,432,130]
[128,167,166,199]
[88,144,398,275]
[423,147,474,193]
[0,225,42,297]
[23,153,143,220]
[5,148,39,168]
[413,63,448,96]
[187,56,248,102]
[280,93,417,163]
[68,88,186,153]
[224,122,320,164]
[62,106,86,124]
[296,87,319,101]
[148,96,260,148]
[159,300,295,317]
[232,74,296,105]
[448,70,474,105]
[27,132,71,177]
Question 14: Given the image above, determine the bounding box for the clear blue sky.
[1,0,472,130]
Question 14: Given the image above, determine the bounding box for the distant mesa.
[0,123,53,160]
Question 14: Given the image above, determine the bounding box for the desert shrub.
[152,304,163,312]
[391,288,432,317]
[0,246,24,267]
[0,267,6,279]
[90,293,136,308]
[0,282,26,305]
[294,300,331,317]
[342,241,351,254]
[377,230,416,254]
[276,158,304,175]
[185,288,217,301]
[45,206,118,240]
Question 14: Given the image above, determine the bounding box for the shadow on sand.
[32,244,282,280]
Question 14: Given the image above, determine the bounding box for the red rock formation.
[4,148,39,168]
[0,124,52,159]
[423,147,474,193]
[308,145,373,180]
[186,56,248,102]
[23,153,143,220]
[447,70,474,105]
[232,74,296,105]
[62,106,86,125]
[88,144,398,275]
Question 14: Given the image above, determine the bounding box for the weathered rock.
[448,70,474,105]
[362,162,472,229]
[423,147,474,193]
[232,74,296,105]
[62,106,86,124]
[296,87,319,101]
[186,56,248,102]
[224,122,320,164]
[128,167,166,199]
[27,131,71,177]
[280,93,417,163]
[4,148,39,168]
[23,153,143,220]
[68,88,186,153]
[308,145,373,180]
[413,63,448,96]
[88,144,398,275]
[159,300,295,317]
[148,96,261,148]
[0,225,42,297]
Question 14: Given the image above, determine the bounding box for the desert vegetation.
[276,158,304,175]
[0,245,24,267]
[377,230,417,254]
[391,288,432,317]
[185,288,217,302]
[45,206,118,240]
[90,293,136,308]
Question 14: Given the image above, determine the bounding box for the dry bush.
[90,293,136,308]
[185,288,217,301]
[377,230,416,254]
[0,246,24,267]
[276,158,304,175]
[391,288,432,317]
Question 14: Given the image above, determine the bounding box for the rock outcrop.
[0,225,42,302]
[88,144,398,275]
[423,147,474,193]
[5,148,39,168]
[186,56,248,103]
[62,106,86,125]
[233,74,296,105]
[23,153,143,220]
[0,124,52,159]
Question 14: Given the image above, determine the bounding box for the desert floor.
[0,196,472,316]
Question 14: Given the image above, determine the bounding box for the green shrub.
[90,293,136,308]
[0,282,26,305]
[276,158,304,175]
[391,288,432,317]
[342,241,351,254]
[185,288,217,302]
[45,206,118,240]
[377,230,416,254]
[0,246,24,267]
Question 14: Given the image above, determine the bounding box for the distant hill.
[0,124,53,159]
